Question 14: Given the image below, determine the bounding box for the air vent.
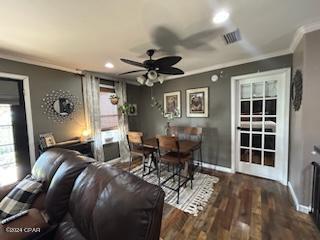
[223,29,241,45]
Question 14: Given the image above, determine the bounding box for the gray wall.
[0,58,85,157]
[127,54,292,168]
[289,30,320,206]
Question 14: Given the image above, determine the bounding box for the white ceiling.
[0,0,320,78]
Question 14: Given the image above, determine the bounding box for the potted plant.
[118,102,130,115]
[109,94,119,105]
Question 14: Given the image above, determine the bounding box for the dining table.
[143,137,201,177]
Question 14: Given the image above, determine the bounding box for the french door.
[232,69,290,184]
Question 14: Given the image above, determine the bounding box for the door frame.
[231,68,291,185]
[0,72,36,167]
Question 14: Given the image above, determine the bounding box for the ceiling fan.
[119,49,184,87]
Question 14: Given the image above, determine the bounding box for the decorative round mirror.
[41,90,81,123]
[53,98,74,116]
[291,70,303,111]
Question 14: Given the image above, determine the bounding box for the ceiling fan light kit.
[147,70,158,80]
[145,79,154,87]
[136,75,146,85]
[120,49,184,87]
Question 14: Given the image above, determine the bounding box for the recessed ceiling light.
[105,62,114,69]
[213,10,230,24]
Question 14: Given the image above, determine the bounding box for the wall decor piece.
[164,91,181,118]
[109,94,119,105]
[186,87,209,117]
[291,70,303,111]
[128,104,138,116]
[41,90,81,123]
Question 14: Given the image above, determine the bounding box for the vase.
[164,122,170,136]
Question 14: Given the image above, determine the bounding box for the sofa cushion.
[0,175,43,219]
[55,163,165,240]
[32,148,80,190]
[45,154,94,223]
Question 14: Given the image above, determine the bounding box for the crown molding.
[0,53,82,74]
[167,49,291,80]
[290,21,320,52]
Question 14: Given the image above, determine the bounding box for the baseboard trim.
[288,181,311,214]
[194,161,234,173]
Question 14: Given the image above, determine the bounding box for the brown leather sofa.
[0,148,93,240]
[0,148,165,240]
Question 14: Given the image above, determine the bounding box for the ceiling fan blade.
[154,56,182,68]
[158,67,184,75]
[120,58,145,68]
[118,70,146,76]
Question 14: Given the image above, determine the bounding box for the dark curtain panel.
[10,80,31,179]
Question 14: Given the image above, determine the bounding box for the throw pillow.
[0,174,43,219]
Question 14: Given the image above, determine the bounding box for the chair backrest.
[184,127,203,141]
[156,135,179,152]
[127,131,143,144]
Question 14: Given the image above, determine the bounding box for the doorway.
[0,73,35,186]
[231,69,290,185]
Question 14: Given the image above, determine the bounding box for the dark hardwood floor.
[114,160,320,240]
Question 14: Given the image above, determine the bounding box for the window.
[100,86,120,144]
[0,104,17,186]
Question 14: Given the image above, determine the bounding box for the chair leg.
[128,154,132,172]
[177,165,181,204]
[158,159,161,186]
[199,147,203,171]
[142,156,146,178]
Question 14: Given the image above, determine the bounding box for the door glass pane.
[264,151,275,167]
[265,117,276,133]
[241,133,249,147]
[264,135,275,150]
[240,149,250,162]
[252,134,262,148]
[252,82,264,98]
[241,101,250,115]
[241,84,251,99]
[252,150,262,164]
[240,117,250,131]
[253,100,263,115]
[265,99,276,115]
[252,117,263,132]
[265,80,277,97]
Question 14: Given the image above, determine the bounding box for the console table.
[39,140,94,158]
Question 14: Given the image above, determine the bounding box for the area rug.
[130,165,219,216]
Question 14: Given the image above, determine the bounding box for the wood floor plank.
[114,160,320,240]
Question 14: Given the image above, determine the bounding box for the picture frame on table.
[39,132,56,149]
[163,91,181,118]
[186,87,209,118]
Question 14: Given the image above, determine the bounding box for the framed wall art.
[128,104,138,116]
[163,91,181,118]
[186,87,209,118]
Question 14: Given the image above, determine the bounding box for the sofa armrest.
[0,209,50,240]
[0,182,18,201]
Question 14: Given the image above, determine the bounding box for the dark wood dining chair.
[127,131,157,177]
[156,135,193,204]
[184,127,203,170]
